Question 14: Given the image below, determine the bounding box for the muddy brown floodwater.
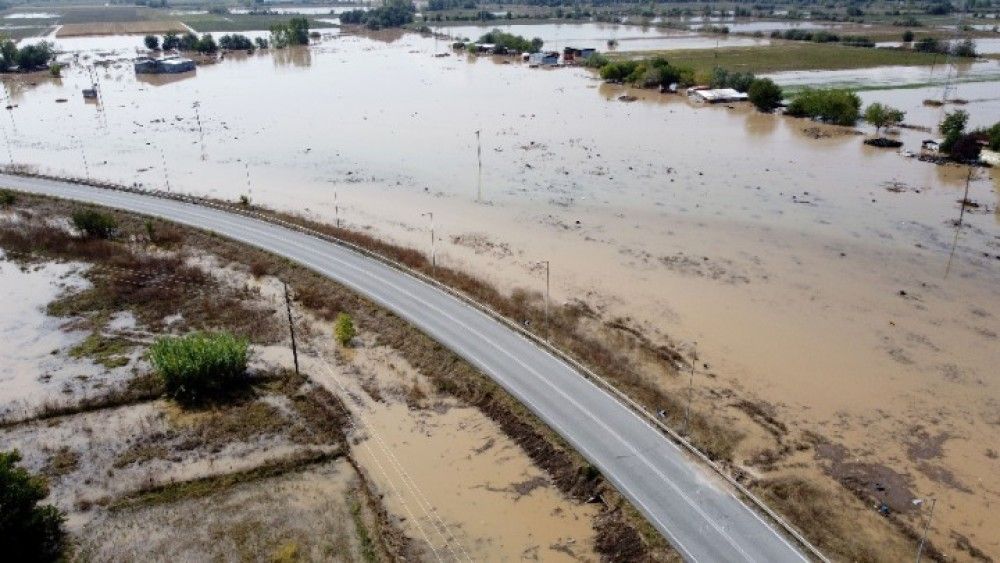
[2,28,999,557]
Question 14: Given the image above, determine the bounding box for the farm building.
[527,51,560,66]
[134,56,196,75]
[687,88,748,103]
[921,139,943,152]
[562,47,597,63]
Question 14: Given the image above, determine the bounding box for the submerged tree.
[863,103,906,137]
[144,34,160,50]
[747,78,783,112]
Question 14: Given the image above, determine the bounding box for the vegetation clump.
[598,56,694,90]
[340,0,415,30]
[709,67,755,92]
[270,17,310,48]
[150,331,250,404]
[786,87,861,126]
[0,40,54,72]
[144,34,159,50]
[334,312,356,347]
[476,29,543,53]
[0,450,65,562]
[71,209,117,239]
[0,189,15,206]
[747,78,783,112]
[914,36,977,57]
[218,34,255,51]
[863,103,905,137]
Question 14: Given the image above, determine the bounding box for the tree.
[902,29,915,42]
[863,103,905,136]
[0,450,65,561]
[951,38,977,58]
[787,88,862,126]
[13,42,53,70]
[334,313,355,347]
[747,78,783,112]
[179,32,199,51]
[144,34,159,50]
[254,37,269,50]
[914,36,941,53]
[949,133,981,161]
[161,32,180,50]
[196,34,218,54]
[71,210,117,239]
[0,39,16,71]
[939,109,969,153]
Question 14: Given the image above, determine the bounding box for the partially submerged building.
[134,56,196,75]
[562,47,597,63]
[687,87,749,103]
[526,51,560,66]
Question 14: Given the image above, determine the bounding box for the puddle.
[0,254,136,421]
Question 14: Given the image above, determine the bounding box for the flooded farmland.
[2,24,1000,558]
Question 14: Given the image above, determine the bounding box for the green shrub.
[334,313,356,347]
[150,331,249,404]
[0,450,65,562]
[710,67,755,92]
[787,88,861,126]
[0,189,14,206]
[748,78,783,112]
[477,29,543,53]
[71,209,117,239]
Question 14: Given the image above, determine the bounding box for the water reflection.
[272,46,312,68]
[136,71,197,87]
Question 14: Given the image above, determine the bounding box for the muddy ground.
[0,196,636,561]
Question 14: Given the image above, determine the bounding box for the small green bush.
[0,450,65,561]
[0,189,15,206]
[150,331,249,404]
[71,209,117,239]
[334,313,356,347]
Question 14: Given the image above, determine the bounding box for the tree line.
[340,0,416,30]
[0,40,54,72]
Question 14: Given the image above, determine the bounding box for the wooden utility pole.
[283,282,300,375]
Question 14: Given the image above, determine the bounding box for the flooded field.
[1,27,999,558]
[432,22,770,51]
[766,61,1000,90]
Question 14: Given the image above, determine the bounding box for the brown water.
[2,30,999,556]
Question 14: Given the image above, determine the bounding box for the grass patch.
[150,331,249,405]
[68,332,134,369]
[619,42,946,74]
[42,446,80,478]
[181,14,338,33]
[108,449,341,511]
[349,492,379,563]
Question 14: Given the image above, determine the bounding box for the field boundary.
[1,169,830,563]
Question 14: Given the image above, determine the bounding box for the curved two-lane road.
[4,174,811,563]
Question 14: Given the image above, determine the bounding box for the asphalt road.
[5,174,810,563]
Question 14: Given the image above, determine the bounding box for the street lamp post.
[915,497,937,563]
[421,212,435,274]
[683,344,697,435]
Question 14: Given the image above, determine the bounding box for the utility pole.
[684,344,697,435]
[421,211,435,274]
[475,129,482,201]
[915,497,937,563]
[159,147,171,192]
[283,281,300,375]
[193,101,205,160]
[73,136,90,180]
[334,190,339,228]
[243,161,252,195]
